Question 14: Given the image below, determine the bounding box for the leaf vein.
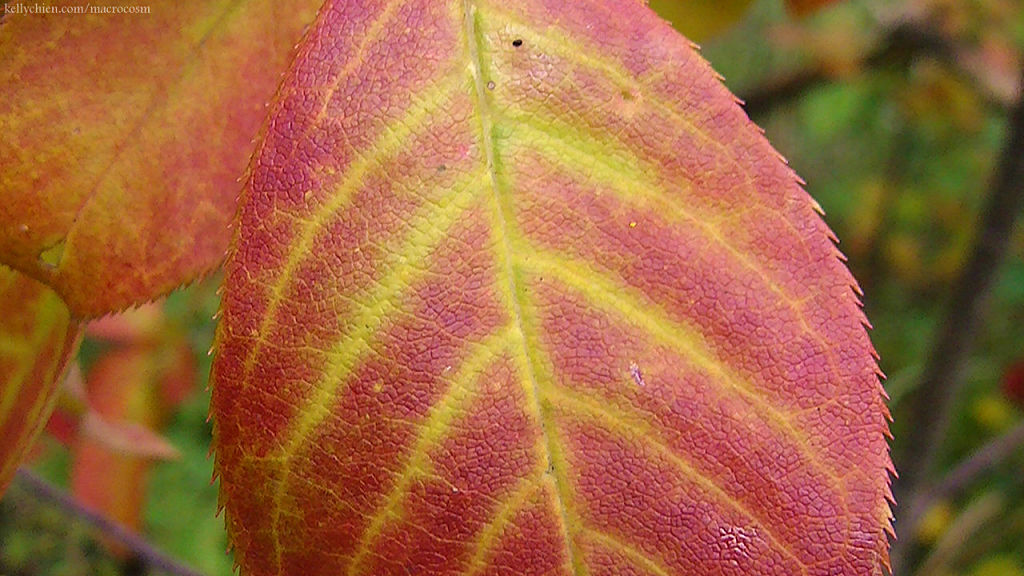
[463,2,585,574]
[236,74,465,393]
[545,386,809,575]
[507,116,851,402]
[346,329,516,575]
[264,173,486,573]
[581,528,672,576]
[481,1,758,197]
[518,248,846,494]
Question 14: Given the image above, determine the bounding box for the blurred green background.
[2,0,1023,575]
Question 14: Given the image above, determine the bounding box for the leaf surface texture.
[0,0,320,317]
[213,1,892,574]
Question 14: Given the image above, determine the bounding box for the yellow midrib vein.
[481,2,759,197]
[462,2,585,575]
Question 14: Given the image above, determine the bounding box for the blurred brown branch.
[11,468,205,576]
[912,491,1007,576]
[899,421,1024,548]
[932,421,1024,505]
[740,21,1015,117]
[890,65,1024,574]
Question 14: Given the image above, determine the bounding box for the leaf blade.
[0,0,321,317]
[212,1,892,574]
[0,266,81,494]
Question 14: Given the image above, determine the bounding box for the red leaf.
[1003,360,1024,408]
[785,0,838,17]
[71,348,173,535]
[86,303,167,346]
[86,302,199,408]
[70,303,197,534]
[212,1,893,574]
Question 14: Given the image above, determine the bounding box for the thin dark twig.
[11,467,205,576]
[898,420,1024,542]
[890,66,1024,574]
[741,22,1006,117]
[932,421,1024,503]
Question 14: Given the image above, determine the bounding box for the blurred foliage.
[649,0,757,42]
[0,277,231,576]
[1,0,1023,574]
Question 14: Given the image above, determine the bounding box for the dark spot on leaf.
[512,38,523,47]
